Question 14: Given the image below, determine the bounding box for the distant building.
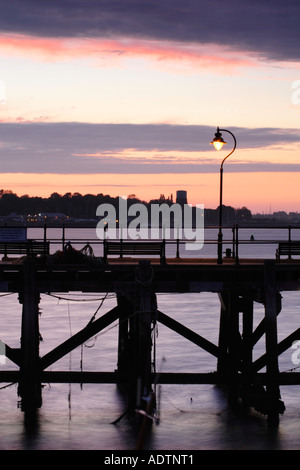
[26,212,69,223]
[176,190,187,206]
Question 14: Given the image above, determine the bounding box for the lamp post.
[210,127,237,264]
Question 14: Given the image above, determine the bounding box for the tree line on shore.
[0,189,298,225]
[0,189,252,223]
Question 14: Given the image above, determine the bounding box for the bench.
[0,241,50,259]
[276,241,300,262]
[103,240,166,264]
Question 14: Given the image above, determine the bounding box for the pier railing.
[12,223,300,262]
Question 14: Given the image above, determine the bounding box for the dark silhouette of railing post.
[235,224,239,264]
[62,223,65,250]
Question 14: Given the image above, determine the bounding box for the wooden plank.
[1,370,300,386]
[40,371,220,384]
[1,369,300,386]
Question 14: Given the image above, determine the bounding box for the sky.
[0,0,300,213]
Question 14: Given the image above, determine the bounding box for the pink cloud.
[0,33,258,73]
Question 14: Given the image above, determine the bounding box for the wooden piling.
[241,298,254,411]
[217,292,240,404]
[218,292,256,411]
[116,294,133,383]
[18,260,42,421]
[264,260,284,426]
[217,292,229,381]
[131,260,156,411]
[227,293,241,407]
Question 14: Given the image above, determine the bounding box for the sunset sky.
[0,0,300,213]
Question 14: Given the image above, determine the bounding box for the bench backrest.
[278,242,300,250]
[104,240,165,260]
[277,241,300,258]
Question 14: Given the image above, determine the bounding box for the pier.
[0,224,300,427]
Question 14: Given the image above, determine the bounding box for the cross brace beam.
[40,305,120,370]
[157,310,219,357]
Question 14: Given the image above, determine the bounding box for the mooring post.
[18,260,42,420]
[264,260,283,426]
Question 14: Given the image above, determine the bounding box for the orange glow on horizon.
[0,171,298,214]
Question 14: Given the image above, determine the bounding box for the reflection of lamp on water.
[210,127,237,264]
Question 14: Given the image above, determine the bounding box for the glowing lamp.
[210,127,227,150]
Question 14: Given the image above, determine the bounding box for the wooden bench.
[103,240,166,264]
[0,241,50,259]
[276,241,300,262]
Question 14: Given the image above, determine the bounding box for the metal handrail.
[3,223,300,262]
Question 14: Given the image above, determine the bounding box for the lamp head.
[210,127,227,151]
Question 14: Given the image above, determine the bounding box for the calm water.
[0,227,300,451]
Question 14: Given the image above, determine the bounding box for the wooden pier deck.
[0,248,300,427]
[0,222,300,426]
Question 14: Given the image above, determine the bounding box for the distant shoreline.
[1,219,299,228]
